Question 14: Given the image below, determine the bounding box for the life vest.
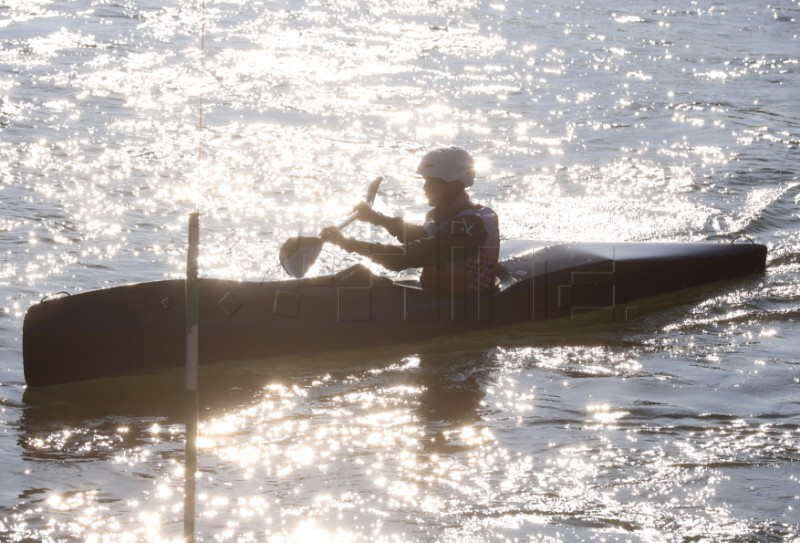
[421,206,500,296]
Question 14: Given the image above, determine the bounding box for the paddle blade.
[279,236,323,278]
[365,176,383,207]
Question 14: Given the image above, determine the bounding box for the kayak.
[22,241,767,387]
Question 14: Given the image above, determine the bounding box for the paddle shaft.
[336,210,360,231]
[333,175,384,231]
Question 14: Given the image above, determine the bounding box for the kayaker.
[319,147,500,297]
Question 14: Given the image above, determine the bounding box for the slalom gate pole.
[184,211,200,542]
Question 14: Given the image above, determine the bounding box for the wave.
[740,181,800,235]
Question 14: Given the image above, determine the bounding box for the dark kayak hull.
[22,241,767,387]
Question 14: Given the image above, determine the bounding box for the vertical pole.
[184,212,200,542]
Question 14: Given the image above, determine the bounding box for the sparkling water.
[1,1,798,541]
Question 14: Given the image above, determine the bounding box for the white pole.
[184,212,200,542]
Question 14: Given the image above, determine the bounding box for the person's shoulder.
[472,203,497,215]
[461,204,498,224]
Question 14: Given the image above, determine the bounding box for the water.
[1,0,799,541]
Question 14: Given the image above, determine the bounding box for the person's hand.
[352,202,378,223]
[319,226,342,245]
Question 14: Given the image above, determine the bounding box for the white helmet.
[416,147,475,187]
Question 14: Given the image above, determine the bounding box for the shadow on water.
[414,353,489,427]
[17,368,249,463]
[21,367,259,422]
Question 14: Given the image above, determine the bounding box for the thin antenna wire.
[195,0,207,212]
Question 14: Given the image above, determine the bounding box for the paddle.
[279,176,383,278]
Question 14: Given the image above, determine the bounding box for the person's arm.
[320,224,436,273]
[320,214,489,273]
[371,213,427,244]
[352,203,427,243]
[336,235,436,273]
[368,214,489,271]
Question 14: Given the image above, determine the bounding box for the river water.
[1,0,799,541]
